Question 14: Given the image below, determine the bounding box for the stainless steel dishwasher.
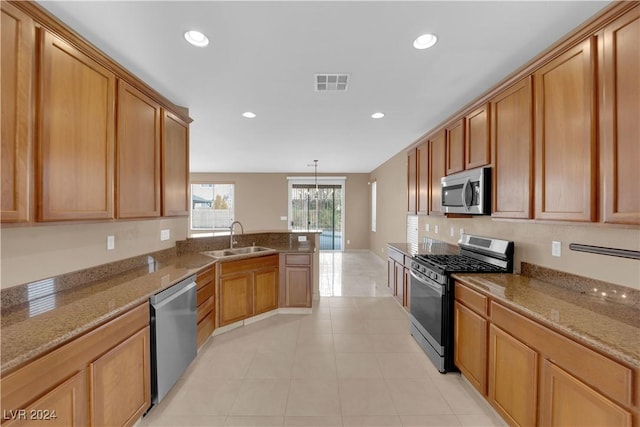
[149,275,197,405]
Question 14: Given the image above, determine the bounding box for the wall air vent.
[315,74,349,92]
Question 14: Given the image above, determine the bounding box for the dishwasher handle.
[150,275,196,307]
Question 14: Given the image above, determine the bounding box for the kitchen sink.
[202,246,274,259]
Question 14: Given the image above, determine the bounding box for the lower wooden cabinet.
[196,265,216,348]
[387,246,409,308]
[280,253,312,308]
[488,324,538,427]
[90,327,150,427]
[454,301,488,395]
[217,255,278,327]
[540,360,632,427]
[0,303,150,427]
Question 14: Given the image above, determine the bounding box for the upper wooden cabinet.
[416,140,429,214]
[407,148,417,214]
[162,111,190,217]
[599,6,640,225]
[1,3,34,224]
[429,130,446,216]
[117,82,162,218]
[534,37,597,222]
[465,103,491,170]
[38,30,116,221]
[491,77,534,219]
[445,119,465,175]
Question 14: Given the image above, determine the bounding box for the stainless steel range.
[409,234,514,373]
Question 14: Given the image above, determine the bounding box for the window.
[371,180,377,232]
[190,183,235,230]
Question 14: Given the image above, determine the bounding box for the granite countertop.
[1,242,316,375]
[453,273,640,368]
[388,239,459,257]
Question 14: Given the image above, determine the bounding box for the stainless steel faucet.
[229,221,244,248]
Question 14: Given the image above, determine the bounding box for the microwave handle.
[462,179,471,211]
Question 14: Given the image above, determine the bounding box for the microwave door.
[462,179,471,211]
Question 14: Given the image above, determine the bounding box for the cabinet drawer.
[196,282,214,307]
[285,253,311,266]
[491,302,633,407]
[197,296,214,323]
[455,282,488,316]
[196,266,215,290]
[197,314,215,348]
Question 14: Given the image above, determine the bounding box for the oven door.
[409,269,446,355]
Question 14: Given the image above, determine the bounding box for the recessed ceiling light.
[413,33,438,50]
[242,112,256,118]
[371,112,385,119]
[184,30,209,47]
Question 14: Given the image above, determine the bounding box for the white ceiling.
[37,1,610,173]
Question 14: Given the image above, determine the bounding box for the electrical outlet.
[347,239,350,245]
[450,227,455,237]
[107,235,115,250]
[160,229,170,241]
[280,216,287,221]
[459,228,465,236]
[552,241,562,257]
[434,225,439,234]
[298,235,307,242]
[425,224,430,232]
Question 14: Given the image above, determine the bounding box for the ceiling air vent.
[315,74,349,92]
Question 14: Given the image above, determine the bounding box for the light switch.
[434,225,439,234]
[280,216,288,221]
[552,241,562,257]
[161,229,170,241]
[298,235,307,242]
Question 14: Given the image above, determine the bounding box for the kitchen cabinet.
[1,2,33,224]
[491,77,534,219]
[540,360,632,426]
[38,29,116,221]
[116,81,161,218]
[280,253,312,308]
[218,254,279,327]
[465,103,491,170]
[90,327,151,427]
[1,303,150,427]
[454,282,488,395]
[534,37,597,222]
[599,6,640,225]
[428,130,446,216]
[387,246,409,308]
[445,119,465,175]
[488,323,538,427]
[407,148,417,214]
[416,140,429,214]
[196,265,216,348]
[161,110,190,217]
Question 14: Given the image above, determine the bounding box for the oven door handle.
[410,270,444,296]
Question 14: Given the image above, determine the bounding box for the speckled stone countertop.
[388,239,459,257]
[453,272,640,368]
[1,233,317,375]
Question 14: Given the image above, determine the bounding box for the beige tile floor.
[139,252,506,427]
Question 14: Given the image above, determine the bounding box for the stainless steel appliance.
[440,166,491,215]
[149,275,197,404]
[409,234,513,373]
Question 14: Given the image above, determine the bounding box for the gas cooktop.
[414,254,507,273]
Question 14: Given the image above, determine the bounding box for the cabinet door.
[38,30,115,221]
[1,3,33,223]
[600,6,640,224]
[445,119,465,175]
[284,266,311,307]
[488,324,538,427]
[162,110,189,216]
[3,371,87,427]
[116,81,161,218]
[253,267,278,315]
[534,37,597,222]
[90,326,151,427]
[416,141,429,214]
[491,77,534,219]
[465,103,491,170]
[387,258,395,291]
[428,130,446,215]
[407,148,417,214]
[394,263,404,306]
[219,273,252,326]
[454,302,488,395]
[540,360,632,427]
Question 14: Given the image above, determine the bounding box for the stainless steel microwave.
[440,166,491,215]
